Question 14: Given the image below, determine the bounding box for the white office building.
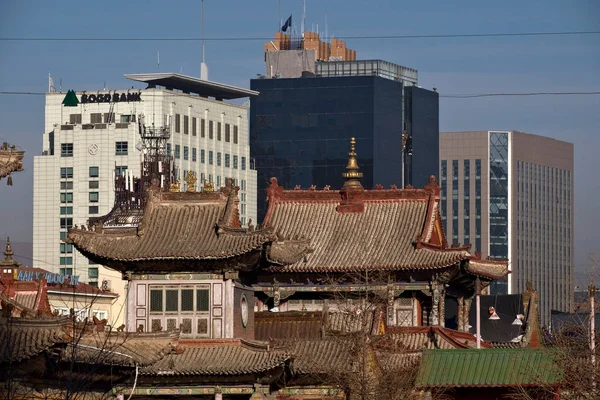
[33,73,258,297]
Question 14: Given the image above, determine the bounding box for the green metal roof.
[416,348,563,388]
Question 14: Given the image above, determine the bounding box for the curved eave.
[466,259,510,280]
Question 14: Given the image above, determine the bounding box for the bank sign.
[80,91,141,104]
[18,270,80,285]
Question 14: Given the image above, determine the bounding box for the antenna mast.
[200,0,208,80]
[301,0,306,38]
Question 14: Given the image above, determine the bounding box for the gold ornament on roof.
[203,181,215,193]
[342,137,364,190]
[185,171,197,192]
[169,180,180,192]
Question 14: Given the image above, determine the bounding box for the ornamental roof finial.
[342,137,363,190]
[4,237,14,262]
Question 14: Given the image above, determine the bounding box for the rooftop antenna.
[301,0,306,38]
[157,50,160,71]
[48,73,55,93]
[200,0,208,80]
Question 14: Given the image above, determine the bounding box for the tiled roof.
[263,185,468,272]
[379,326,490,351]
[0,147,24,179]
[467,258,509,280]
[14,292,37,309]
[0,318,69,362]
[68,186,274,268]
[416,348,563,388]
[61,332,175,367]
[141,339,290,376]
[273,339,351,375]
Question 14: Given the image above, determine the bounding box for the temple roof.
[141,339,290,376]
[263,177,470,273]
[0,142,24,180]
[67,180,275,272]
[0,318,69,362]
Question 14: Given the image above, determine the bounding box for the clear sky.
[0,0,598,284]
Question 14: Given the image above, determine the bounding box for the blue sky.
[0,0,598,283]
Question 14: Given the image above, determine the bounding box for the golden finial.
[169,180,180,192]
[4,237,14,262]
[342,137,363,190]
[185,171,197,193]
[203,181,215,193]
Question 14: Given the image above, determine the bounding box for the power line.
[0,30,599,42]
[440,91,600,98]
[2,90,600,98]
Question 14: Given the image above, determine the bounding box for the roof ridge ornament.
[342,137,364,190]
[4,236,14,262]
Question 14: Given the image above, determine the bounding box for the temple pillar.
[464,297,473,331]
[457,296,464,331]
[273,282,281,309]
[214,386,222,400]
[387,283,395,326]
[438,288,446,327]
[431,283,440,326]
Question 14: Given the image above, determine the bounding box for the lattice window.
[151,319,162,332]
[196,289,209,311]
[181,318,192,334]
[197,318,208,334]
[181,289,194,311]
[150,290,163,312]
[165,290,178,312]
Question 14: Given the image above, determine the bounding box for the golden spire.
[4,236,14,262]
[342,137,363,190]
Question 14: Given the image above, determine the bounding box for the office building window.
[60,243,73,254]
[120,114,135,123]
[89,166,99,178]
[60,167,73,179]
[61,182,73,190]
[175,145,181,159]
[69,114,82,124]
[489,132,509,260]
[217,122,222,141]
[192,148,197,162]
[217,175,221,187]
[115,141,128,156]
[60,257,73,266]
[89,192,99,203]
[440,160,447,221]
[88,268,99,280]
[115,165,127,176]
[233,126,238,144]
[90,113,102,124]
[60,193,73,203]
[192,117,197,136]
[224,153,230,168]
[233,155,238,169]
[184,115,189,135]
[225,124,231,142]
[89,181,99,189]
[61,143,73,157]
[209,151,213,165]
[60,206,73,215]
[201,119,206,137]
[89,206,99,214]
[175,114,181,133]
[60,218,73,229]
[217,152,221,166]
[201,149,205,163]
[184,146,189,161]
[241,156,246,170]
[209,121,214,139]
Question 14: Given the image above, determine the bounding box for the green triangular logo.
[62,90,79,107]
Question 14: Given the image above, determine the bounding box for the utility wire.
[2,90,600,98]
[0,30,599,42]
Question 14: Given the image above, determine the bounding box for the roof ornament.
[3,237,14,262]
[169,180,181,192]
[185,171,197,193]
[342,137,363,190]
[203,180,215,193]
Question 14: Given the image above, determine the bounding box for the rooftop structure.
[124,73,259,100]
[0,141,24,183]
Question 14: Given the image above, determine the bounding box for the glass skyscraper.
[440,131,574,325]
[250,75,439,218]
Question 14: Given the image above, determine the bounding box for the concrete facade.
[440,131,574,325]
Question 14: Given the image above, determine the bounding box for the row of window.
[61,142,128,157]
[167,144,247,170]
[150,286,210,313]
[68,113,135,125]
[174,115,239,144]
[60,192,99,203]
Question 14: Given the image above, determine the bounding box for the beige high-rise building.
[440,131,574,325]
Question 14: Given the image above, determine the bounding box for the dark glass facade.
[489,132,509,295]
[251,76,439,219]
[404,86,440,189]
